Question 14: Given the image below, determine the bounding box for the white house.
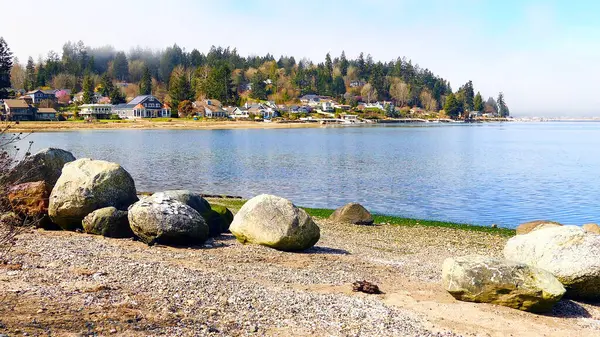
[79,104,113,119]
[322,101,335,112]
[112,95,170,119]
[228,107,250,119]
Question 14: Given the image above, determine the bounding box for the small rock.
[329,203,374,225]
[583,223,600,234]
[110,328,117,334]
[491,224,498,228]
[516,220,562,235]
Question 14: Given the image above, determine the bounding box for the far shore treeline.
[0,37,509,118]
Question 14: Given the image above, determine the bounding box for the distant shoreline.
[3,120,325,133]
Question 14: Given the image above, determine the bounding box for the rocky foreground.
[2,212,600,337]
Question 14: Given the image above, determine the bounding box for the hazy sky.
[3,0,599,116]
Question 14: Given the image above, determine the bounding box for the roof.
[128,95,161,106]
[3,99,30,108]
[38,108,57,113]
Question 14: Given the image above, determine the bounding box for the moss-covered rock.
[211,204,234,232]
[48,159,138,230]
[82,207,133,238]
[229,194,320,251]
[442,255,565,313]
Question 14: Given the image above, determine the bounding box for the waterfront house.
[112,95,170,119]
[322,101,335,112]
[300,94,321,106]
[410,107,425,115]
[25,89,58,104]
[3,99,35,121]
[228,107,250,119]
[36,108,57,121]
[80,104,113,119]
[193,99,228,118]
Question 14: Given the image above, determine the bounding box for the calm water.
[16,122,600,228]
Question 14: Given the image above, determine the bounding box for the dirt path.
[1,219,599,336]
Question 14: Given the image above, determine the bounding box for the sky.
[2,0,599,116]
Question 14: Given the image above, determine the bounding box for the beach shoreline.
[3,120,328,133]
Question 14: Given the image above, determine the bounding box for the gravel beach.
[1,208,599,336]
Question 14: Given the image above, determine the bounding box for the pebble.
[0,216,523,336]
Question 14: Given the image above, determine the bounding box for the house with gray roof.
[112,95,171,119]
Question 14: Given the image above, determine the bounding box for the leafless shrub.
[0,122,33,264]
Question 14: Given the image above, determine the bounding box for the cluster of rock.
[3,148,331,252]
[443,219,600,313]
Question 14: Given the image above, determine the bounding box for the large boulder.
[230,194,320,251]
[7,181,54,229]
[442,255,565,312]
[329,203,374,225]
[48,159,138,230]
[152,190,222,236]
[3,148,75,192]
[82,207,133,238]
[128,194,209,246]
[516,220,562,235]
[504,226,600,300]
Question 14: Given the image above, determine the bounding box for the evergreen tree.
[139,66,152,95]
[36,63,46,87]
[339,51,349,77]
[443,93,461,118]
[0,37,13,98]
[325,53,333,79]
[497,92,510,117]
[99,73,114,97]
[200,63,237,104]
[332,76,346,98]
[462,80,474,111]
[82,75,94,104]
[357,52,366,79]
[474,92,483,112]
[25,57,36,91]
[250,73,268,100]
[109,86,126,104]
[169,69,193,113]
[112,51,129,81]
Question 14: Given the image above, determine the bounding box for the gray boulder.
[152,190,222,236]
[48,158,138,230]
[504,226,600,300]
[329,203,374,225]
[82,207,133,238]
[3,148,75,192]
[442,255,565,312]
[229,194,320,251]
[128,194,209,246]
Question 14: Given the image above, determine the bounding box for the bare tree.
[390,79,410,107]
[360,83,378,103]
[419,89,438,112]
